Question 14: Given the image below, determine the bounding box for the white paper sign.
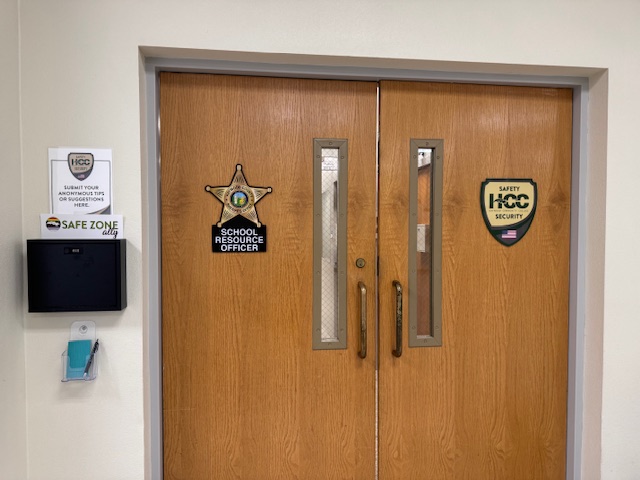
[40,214,123,239]
[49,147,113,214]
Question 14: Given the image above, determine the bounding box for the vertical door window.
[409,139,443,347]
[313,139,348,349]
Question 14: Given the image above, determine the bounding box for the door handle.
[358,281,367,359]
[392,280,403,357]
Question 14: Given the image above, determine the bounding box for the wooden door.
[161,75,572,479]
[160,73,378,479]
[378,82,572,479]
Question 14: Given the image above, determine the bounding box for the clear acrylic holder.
[62,351,98,381]
[61,321,99,382]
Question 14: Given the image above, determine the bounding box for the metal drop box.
[27,239,127,312]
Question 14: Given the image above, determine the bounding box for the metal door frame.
[143,50,596,480]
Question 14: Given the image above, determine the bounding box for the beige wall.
[0,0,27,478]
[13,1,640,479]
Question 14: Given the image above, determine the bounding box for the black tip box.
[27,239,126,312]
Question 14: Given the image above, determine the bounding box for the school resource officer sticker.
[205,164,272,253]
[480,178,537,246]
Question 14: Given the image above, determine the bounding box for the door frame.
[142,50,600,480]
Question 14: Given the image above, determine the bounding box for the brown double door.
[160,73,572,479]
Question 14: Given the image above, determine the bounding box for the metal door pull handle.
[392,280,403,357]
[358,282,367,359]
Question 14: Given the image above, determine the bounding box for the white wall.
[17,1,640,479]
[0,0,27,478]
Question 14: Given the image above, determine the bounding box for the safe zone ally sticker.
[480,179,537,246]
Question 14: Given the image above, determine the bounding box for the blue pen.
[83,339,100,378]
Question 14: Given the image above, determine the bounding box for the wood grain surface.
[160,73,378,479]
[161,75,572,479]
[378,81,572,479]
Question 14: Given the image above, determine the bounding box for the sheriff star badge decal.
[205,164,272,227]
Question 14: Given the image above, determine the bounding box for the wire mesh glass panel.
[416,148,433,337]
[313,140,347,349]
[321,147,340,341]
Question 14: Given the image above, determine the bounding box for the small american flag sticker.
[501,230,517,239]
